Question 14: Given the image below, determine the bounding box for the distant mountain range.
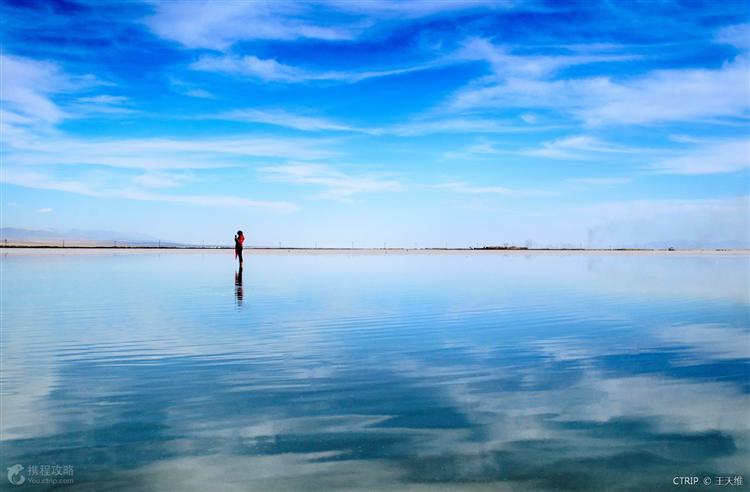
[0,228,186,247]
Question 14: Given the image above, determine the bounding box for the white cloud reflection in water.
[1,251,748,490]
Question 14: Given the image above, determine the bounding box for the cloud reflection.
[1,252,748,490]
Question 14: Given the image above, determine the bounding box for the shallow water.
[2,250,749,491]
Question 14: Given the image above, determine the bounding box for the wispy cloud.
[124,190,296,211]
[181,88,215,99]
[190,53,443,84]
[453,37,640,79]
[207,108,366,133]
[75,95,128,105]
[36,207,53,213]
[387,117,559,136]
[565,177,632,187]
[0,54,131,131]
[5,132,336,170]
[2,168,296,213]
[145,1,505,51]
[525,135,645,159]
[715,23,750,50]
[448,52,750,126]
[260,163,402,200]
[442,140,507,160]
[433,181,550,196]
[68,94,140,116]
[188,34,630,87]
[144,2,355,51]
[0,54,92,125]
[0,52,329,213]
[168,78,216,99]
[651,139,750,175]
[131,171,195,189]
[581,57,750,126]
[325,0,507,18]
[203,110,560,136]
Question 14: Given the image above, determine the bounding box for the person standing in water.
[234,230,245,267]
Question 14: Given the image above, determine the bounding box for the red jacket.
[234,234,244,258]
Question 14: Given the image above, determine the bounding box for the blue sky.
[1,0,748,247]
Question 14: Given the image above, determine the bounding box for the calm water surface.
[2,250,749,491]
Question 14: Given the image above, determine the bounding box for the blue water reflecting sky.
[2,251,748,491]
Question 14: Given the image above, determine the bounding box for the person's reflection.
[234,267,244,306]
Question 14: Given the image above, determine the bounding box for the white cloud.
[189,36,634,86]
[565,177,631,186]
[387,117,561,136]
[191,53,441,84]
[651,139,749,175]
[716,23,750,51]
[433,181,549,196]
[68,94,139,116]
[0,54,337,213]
[0,54,124,131]
[453,37,639,80]
[208,108,363,133]
[260,163,402,200]
[325,0,506,18]
[442,140,508,160]
[192,55,311,82]
[75,95,128,105]
[144,1,353,51]
[462,142,498,155]
[0,54,72,125]
[4,132,336,170]
[145,1,506,51]
[447,49,750,126]
[36,207,53,213]
[131,172,194,189]
[525,135,645,159]
[126,190,296,211]
[581,56,750,126]
[2,168,297,212]
[168,78,216,99]
[204,110,560,136]
[182,88,215,99]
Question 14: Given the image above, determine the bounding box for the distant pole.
[62,240,65,248]
[114,240,117,248]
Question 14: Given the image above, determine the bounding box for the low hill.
[0,228,185,247]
